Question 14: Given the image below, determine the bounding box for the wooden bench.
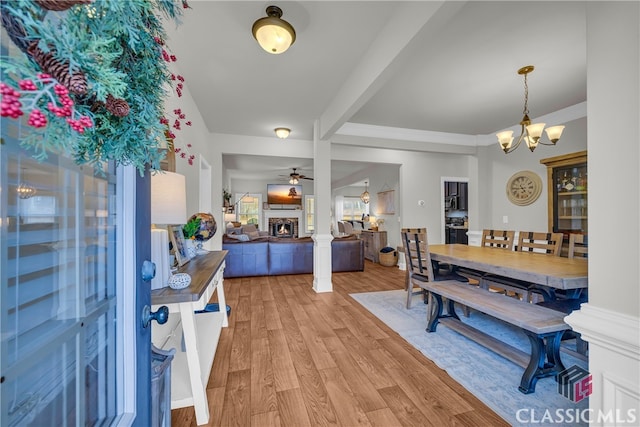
[422,281,570,394]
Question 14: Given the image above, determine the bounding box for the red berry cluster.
[1,82,24,118]
[169,74,185,97]
[66,116,93,134]
[1,74,93,134]
[28,109,47,127]
[48,84,74,117]
[161,49,177,63]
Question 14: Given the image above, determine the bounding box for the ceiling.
[164,1,587,183]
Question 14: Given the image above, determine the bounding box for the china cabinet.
[540,150,588,241]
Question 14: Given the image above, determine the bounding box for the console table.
[151,250,228,425]
[361,230,387,263]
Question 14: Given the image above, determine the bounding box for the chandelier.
[360,181,370,204]
[496,65,565,154]
[16,169,37,199]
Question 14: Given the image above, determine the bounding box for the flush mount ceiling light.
[252,5,296,54]
[360,181,370,204]
[274,127,290,139]
[496,65,565,154]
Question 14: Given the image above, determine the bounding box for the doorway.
[441,177,469,244]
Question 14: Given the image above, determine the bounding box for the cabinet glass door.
[553,162,588,235]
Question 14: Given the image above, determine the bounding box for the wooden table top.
[151,250,227,305]
[429,244,588,290]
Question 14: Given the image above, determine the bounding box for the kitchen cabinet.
[445,227,468,244]
[540,150,588,242]
[361,230,387,263]
[444,182,468,211]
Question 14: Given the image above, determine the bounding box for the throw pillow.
[246,230,260,240]
[227,233,250,242]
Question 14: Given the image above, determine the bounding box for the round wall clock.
[506,170,543,206]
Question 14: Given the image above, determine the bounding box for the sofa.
[222,232,364,278]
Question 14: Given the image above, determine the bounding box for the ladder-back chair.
[401,228,468,310]
[568,233,588,259]
[537,233,588,356]
[517,231,563,255]
[485,231,563,302]
[459,229,515,284]
[401,228,434,308]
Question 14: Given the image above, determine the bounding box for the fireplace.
[269,218,298,238]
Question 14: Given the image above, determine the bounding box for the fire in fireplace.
[270,219,295,238]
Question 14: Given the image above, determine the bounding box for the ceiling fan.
[279,168,313,184]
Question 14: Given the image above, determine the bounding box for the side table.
[151,250,228,425]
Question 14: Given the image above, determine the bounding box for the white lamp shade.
[275,127,290,139]
[151,172,187,225]
[496,130,514,149]
[526,123,546,139]
[545,125,565,142]
[253,21,295,54]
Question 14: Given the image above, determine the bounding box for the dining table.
[429,244,588,291]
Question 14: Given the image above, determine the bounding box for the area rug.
[350,290,589,427]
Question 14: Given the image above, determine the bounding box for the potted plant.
[182,217,200,258]
[223,189,232,208]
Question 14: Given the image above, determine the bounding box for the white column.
[313,119,333,292]
[565,3,640,424]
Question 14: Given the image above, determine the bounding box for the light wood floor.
[171,261,508,427]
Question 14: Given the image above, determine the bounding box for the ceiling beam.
[318,1,467,141]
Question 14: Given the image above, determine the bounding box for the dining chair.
[342,221,354,235]
[482,229,516,250]
[458,229,515,285]
[337,221,345,235]
[517,231,563,255]
[400,228,468,309]
[485,231,563,302]
[568,233,588,259]
[536,233,588,356]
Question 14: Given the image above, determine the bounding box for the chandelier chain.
[522,73,529,116]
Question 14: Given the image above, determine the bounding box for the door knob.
[141,260,156,282]
[142,305,169,328]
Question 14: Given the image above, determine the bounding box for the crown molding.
[336,101,587,148]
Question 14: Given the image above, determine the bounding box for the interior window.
[236,193,262,226]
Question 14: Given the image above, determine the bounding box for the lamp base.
[196,241,209,255]
[151,228,170,290]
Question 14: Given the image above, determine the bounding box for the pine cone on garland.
[35,0,92,11]
[27,41,88,95]
[105,94,130,117]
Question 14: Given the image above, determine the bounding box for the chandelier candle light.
[496,65,565,154]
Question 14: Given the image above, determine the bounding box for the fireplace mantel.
[263,209,304,236]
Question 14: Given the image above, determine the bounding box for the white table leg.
[179,302,209,425]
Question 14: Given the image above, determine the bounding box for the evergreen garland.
[0,0,186,173]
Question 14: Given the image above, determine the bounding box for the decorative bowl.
[168,273,191,290]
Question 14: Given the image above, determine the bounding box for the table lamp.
[151,172,187,290]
